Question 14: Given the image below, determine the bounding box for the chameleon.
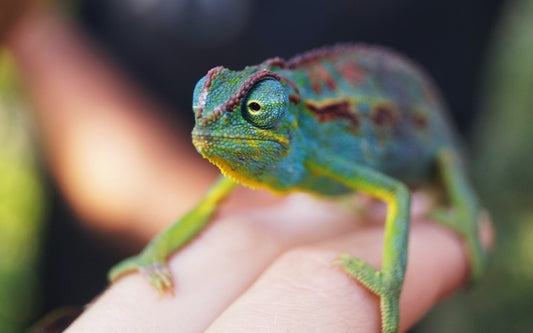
[109,44,487,333]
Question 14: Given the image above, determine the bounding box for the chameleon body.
[109,45,486,333]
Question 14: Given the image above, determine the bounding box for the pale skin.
[3,8,492,333]
[68,192,491,332]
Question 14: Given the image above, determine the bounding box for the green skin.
[109,45,486,333]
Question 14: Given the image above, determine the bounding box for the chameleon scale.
[108,44,486,333]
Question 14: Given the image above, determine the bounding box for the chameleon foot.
[336,254,400,333]
[108,177,237,293]
[108,254,174,292]
[432,148,488,281]
[429,207,487,281]
[140,262,174,291]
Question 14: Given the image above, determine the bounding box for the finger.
[206,218,492,333]
[66,192,368,333]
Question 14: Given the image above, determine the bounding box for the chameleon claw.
[140,262,174,293]
[109,255,175,294]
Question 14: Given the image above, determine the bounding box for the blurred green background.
[0,52,45,332]
[1,0,533,331]
[419,0,533,331]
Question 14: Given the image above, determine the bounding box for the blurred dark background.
[79,0,502,133]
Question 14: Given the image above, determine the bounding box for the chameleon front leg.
[308,160,410,333]
[108,176,237,291]
[431,148,486,280]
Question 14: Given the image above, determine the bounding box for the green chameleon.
[109,44,486,332]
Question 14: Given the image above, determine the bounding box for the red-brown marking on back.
[289,94,301,104]
[371,104,399,127]
[316,65,337,90]
[338,62,365,84]
[306,68,322,95]
[305,100,360,127]
[411,111,429,129]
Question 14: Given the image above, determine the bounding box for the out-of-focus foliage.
[417,0,533,331]
[0,51,45,332]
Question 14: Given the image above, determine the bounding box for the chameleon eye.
[248,101,262,113]
[242,78,288,129]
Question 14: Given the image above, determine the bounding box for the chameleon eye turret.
[241,78,288,129]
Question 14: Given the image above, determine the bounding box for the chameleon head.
[191,66,295,186]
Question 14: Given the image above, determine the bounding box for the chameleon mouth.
[192,133,289,151]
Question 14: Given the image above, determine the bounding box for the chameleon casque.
[109,45,486,332]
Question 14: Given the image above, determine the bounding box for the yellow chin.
[192,134,290,194]
[203,154,274,190]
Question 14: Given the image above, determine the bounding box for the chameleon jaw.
[192,133,290,188]
[192,133,289,152]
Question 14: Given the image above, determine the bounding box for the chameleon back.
[192,45,459,195]
[276,46,458,185]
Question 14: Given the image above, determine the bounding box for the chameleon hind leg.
[108,176,237,291]
[309,161,410,333]
[431,148,486,280]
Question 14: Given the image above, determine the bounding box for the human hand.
[66,190,492,333]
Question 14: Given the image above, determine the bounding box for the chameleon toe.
[141,263,174,292]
